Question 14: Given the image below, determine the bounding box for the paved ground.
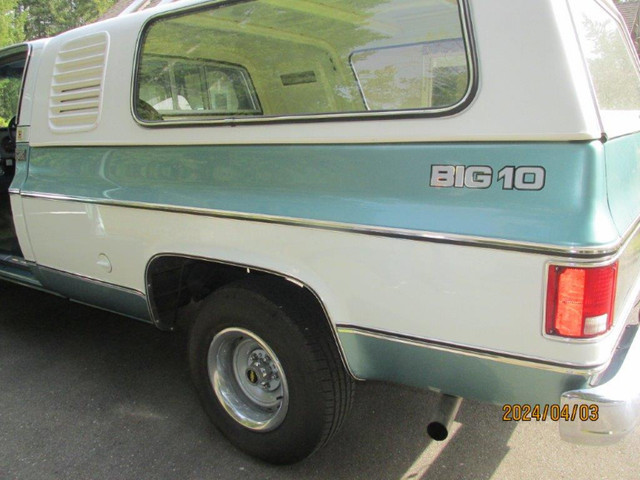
[0,282,638,480]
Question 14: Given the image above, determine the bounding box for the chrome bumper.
[560,325,640,445]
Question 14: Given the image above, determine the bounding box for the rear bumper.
[560,323,640,445]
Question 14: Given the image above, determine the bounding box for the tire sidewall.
[189,286,328,464]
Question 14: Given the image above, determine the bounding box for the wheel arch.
[144,253,358,379]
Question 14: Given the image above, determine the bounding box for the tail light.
[545,263,618,338]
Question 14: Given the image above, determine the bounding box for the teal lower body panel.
[338,328,591,405]
[36,266,152,324]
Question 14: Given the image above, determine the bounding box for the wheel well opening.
[146,255,357,386]
[146,256,320,332]
[146,256,247,330]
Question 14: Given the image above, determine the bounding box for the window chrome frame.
[130,0,478,127]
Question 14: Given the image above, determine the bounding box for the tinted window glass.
[351,39,467,110]
[138,56,261,120]
[571,0,640,110]
[135,0,471,123]
[0,55,26,126]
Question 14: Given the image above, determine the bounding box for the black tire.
[188,277,354,464]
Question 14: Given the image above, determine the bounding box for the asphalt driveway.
[0,283,638,480]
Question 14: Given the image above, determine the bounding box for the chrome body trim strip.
[0,261,150,314]
[19,190,635,258]
[0,258,44,290]
[336,325,605,375]
[38,264,146,298]
[36,265,152,322]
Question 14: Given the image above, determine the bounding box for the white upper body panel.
[20,0,617,146]
[20,196,622,367]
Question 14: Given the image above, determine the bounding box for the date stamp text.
[502,404,599,422]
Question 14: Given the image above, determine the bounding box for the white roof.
[22,0,617,146]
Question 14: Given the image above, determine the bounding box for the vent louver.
[49,32,109,133]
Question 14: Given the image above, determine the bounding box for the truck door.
[0,44,28,257]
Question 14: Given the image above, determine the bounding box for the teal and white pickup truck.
[0,0,638,464]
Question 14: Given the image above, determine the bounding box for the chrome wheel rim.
[207,328,289,431]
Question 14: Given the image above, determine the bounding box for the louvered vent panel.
[49,32,109,133]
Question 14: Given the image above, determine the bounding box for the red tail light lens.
[545,263,618,338]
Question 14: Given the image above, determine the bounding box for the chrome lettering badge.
[430,165,546,190]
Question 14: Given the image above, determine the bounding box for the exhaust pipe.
[427,394,462,441]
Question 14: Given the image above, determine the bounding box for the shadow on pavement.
[0,283,517,480]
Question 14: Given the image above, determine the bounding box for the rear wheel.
[188,278,354,464]
[207,327,289,432]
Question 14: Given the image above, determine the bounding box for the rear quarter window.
[570,0,640,136]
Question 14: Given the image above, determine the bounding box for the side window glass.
[134,0,472,124]
[137,57,173,119]
[0,53,27,127]
[137,55,261,121]
[570,0,640,110]
[350,39,468,111]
